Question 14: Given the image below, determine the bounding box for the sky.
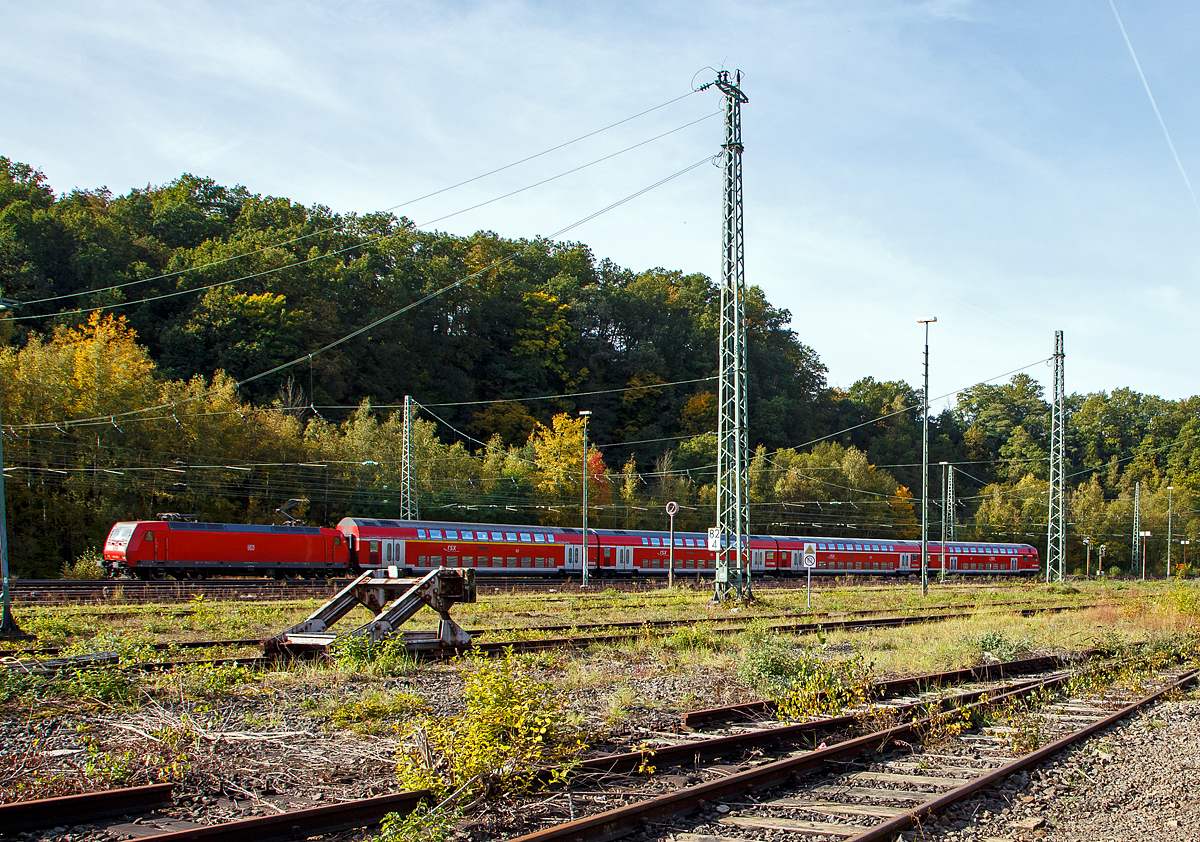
[2,0,1199,411]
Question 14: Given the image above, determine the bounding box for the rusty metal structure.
[264,567,476,658]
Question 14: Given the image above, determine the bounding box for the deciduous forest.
[1,157,1196,577]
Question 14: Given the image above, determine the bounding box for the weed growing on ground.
[605,684,638,728]
[377,804,459,842]
[964,629,1030,665]
[736,620,874,719]
[660,624,725,652]
[176,662,258,699]
[395,648,586,798]
[913,700,975,748]
[60,667,136,705]
[332,635,419,677]
[325,689,429,734]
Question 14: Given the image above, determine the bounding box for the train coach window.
[418,555,428,564]
[505,532,517,542]
[642,538,649,546]
[461,530,473,540]
[447,556,458,566]
[462,556,474,566]
[417,529,427,538]
[431,556,443,566]
[370,540,379,553]
[521,557,531,567]
[446,530,458,540]
[520,533,532,542]
[492,556,502,567]
[503,556,515,567]
[534,557,545,567]
[546,535,555,542]
[650,537,660,546]
[430,530,442,539]
[534,533,545,543]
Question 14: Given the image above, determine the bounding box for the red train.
[103,516,1040,580]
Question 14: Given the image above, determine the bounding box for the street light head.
[918,317,937,325]
[578,410,592,418]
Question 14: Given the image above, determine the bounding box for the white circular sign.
[665,501,679,516]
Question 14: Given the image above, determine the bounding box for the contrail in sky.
[1108,0,1200,220]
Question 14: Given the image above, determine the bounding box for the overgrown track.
[498,656,1197,842]
[0,784,429,840]
[2,603,1097,673]
[10,575,1034,605]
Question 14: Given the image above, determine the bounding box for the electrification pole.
[0,299,28,639]
[1168,485,1174,575]
[947,464,956,541]
[939,461,949,582]
[918,318,936,596]
[708,69,750,602]
[1046,331,1065,582]
[579,410,592,589]
[399,395,418,521]
[1133,481,1140,577]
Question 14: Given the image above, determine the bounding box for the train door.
[949,556,958,571]
[564,545,582,571]
[899,553,912,571]
[751,549,766,572]
[615,547,634,571]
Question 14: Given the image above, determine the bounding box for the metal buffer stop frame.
[265,567,476,658]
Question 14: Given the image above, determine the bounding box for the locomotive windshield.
[109,524,135,542]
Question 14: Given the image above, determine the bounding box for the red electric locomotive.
[103,520,350,580]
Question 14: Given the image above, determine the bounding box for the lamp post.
[1139,531,1151,580]
[665,501,678,588]
[918,317,937,596]
[579,411,592,588]
[0,300,28,639]
[1083,536,1091,579]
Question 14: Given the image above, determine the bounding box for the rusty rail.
[0,782,175,832]
[682,650,1098,727]
[846,667,1200,841]
[132,789,429,841]
[505,674,1070,842]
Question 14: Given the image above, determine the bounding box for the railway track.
[0,781,428,840]
[2,602,1097,673]
[9,575,1036,605]
[491,654,1197,842]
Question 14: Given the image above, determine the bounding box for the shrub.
[395,648,586,798]
[736,620,873,720]
[59,548,108,580]
[377,804,458,842]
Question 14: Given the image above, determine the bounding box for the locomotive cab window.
[145,531,155,541]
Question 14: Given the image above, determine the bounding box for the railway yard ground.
[2,577,1199,842]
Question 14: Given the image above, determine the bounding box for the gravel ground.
[912,690,1200,842]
